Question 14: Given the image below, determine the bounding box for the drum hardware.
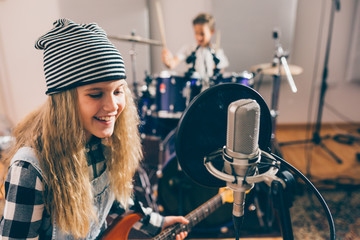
[108,34,163,46]
[250,63,303,77]
[184,81,192,107]
[210,71,254,88]
[109,32,162,101]
[269,30,296,156]
[137,72,156,138]
[250,29,301,156]
[133,164,159,211]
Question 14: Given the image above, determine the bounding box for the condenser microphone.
[223,99,261,239]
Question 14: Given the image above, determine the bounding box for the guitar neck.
[153,193,223,240]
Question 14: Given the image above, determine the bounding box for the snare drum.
[211,71,254,87]
[154,71,202,119]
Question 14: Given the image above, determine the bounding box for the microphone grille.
[226,99,260,155]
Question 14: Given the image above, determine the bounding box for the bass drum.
[156,129,233,234]
[156,129,278,237]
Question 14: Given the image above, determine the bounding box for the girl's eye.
[114,88,125,95]
[88,93,102,98]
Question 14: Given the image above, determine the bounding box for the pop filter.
[175,83,272,188]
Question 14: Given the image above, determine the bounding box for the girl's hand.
[163,216,189,240]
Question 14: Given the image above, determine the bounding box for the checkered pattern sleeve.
[109,198,164,237]
[132,200,164,237]
[0,160,45,239]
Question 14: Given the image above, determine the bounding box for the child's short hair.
[192,13,215,31]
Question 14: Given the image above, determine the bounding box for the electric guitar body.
[100,212,142,240]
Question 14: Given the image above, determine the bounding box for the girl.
[0,19,188,239]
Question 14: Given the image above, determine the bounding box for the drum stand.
[157,130,187,216]
[129,31,139,100]
[270,68,283,156]
[108,31,163,101]
[134,165,159,211]
[269,30,298,157]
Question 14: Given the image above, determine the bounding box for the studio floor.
[275,123,360,240]
[276,123,360,186]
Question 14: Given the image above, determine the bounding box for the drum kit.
[109,30,303,236]
[136,69,256,138]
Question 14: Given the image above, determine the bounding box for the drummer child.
[161,12,229,90]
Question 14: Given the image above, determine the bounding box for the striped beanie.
[35,19,126,95]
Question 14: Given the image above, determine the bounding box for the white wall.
[0,0,359,126]
[0,0,60,125]
[282,0,360,124]
[57,0,151,93]
[0,0,149,125]
[212,0,297,71]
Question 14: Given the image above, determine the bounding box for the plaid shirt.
[0,138,163,239]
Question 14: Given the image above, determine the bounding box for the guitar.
[100,188,233,240]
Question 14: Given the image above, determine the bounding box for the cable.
[269,153,336,240]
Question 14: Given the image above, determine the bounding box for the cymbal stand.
[129,31,139,100]
[279,0,343,165]
[270,29,297,156]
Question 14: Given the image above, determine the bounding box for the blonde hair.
[193,13,215,31]
[2,84,142,238]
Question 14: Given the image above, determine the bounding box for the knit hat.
[35,19,126,95]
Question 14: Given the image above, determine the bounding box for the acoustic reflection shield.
[175,83,272,188]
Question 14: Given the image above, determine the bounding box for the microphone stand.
[204,150,296,240]
[279,0,343,165]
[271,171,296,240]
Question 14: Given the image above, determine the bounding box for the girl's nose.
[103,95,118,112]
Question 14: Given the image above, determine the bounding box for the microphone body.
[223,99,261,238]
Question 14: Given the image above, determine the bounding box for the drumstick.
[155,0,167,48]
[215,29,221,52]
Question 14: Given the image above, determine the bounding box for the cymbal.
[108,35,163,46]
[251,63,303,76]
